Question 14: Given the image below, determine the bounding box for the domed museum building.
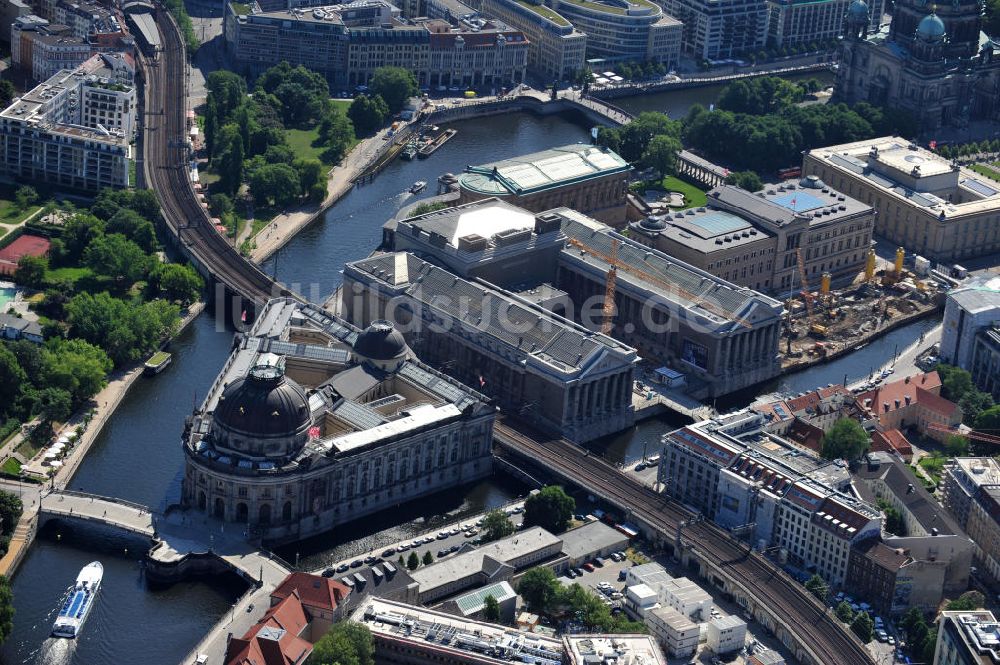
[181,299,496,544]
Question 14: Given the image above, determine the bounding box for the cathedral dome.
[213,364,312,455]
[353,320,411,371]
[916,13,946,41]
[847,0,869,20]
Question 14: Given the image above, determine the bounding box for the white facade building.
[707,615,747,654]
[646,606,699,658]
[941,275,1000,371]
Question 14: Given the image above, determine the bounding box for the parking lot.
[313,501,527,576]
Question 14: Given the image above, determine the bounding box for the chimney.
[894,399,900,409]
[884,402,889,413]
[904,395,911,405]
[905,376,910,384]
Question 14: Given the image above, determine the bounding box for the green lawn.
[1,457,21,475]
[918,454,945,485]
[14,437,43,462]
[285,123,358,167]
[231,1,251,13]
[660,176,708,209]
[513,0,570,25]
[969,163,1000,182]
[46,266,94,285]
[329,99,352,113]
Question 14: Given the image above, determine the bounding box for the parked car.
[364,556,378,565]
[592,558,604,567]
[572,567,584,577]
[618,570,628,582]
[336,563,349,573]
[349,559,363,568]
[565,569,577,579]
[437,531,449,540]
[321,568,335,578]
[582,563,595,572]
[382,548,396,557]
[437,549,449,557]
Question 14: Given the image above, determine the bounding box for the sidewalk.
[248,123,413,263]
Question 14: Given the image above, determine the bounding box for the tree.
[945,434,970,457]
[0,346,26,408]
[851,611,874,643]
[0,80,15,109]
[937,364,974,401]
[641,134,681,176]
[946,590,985,611]
[58,213,106,264]
[835,600,854,623]
[0,492,21,537]
[215,124,245,196]
[348,94,390,136]
[976,405,1000,432]
[369,67,418,113]
[481,509,515,542]
[821,418,870,462]
[36,387,72,424]
[308,621,373,665]
[407,551,419,570]
[250,164,302,206]
[0,575,12,645]
[65,292,178,366]
[725,170,763,192]
[208,193,235,218]
[105,208,157,253]
[151,263,203,304]
[960,390,994,426]
[517,567,560,613]
[83,233,152,285]
[617,112,680,162]
[295,159,325,198]
[13,255,47,288]
[483,594,501,622]
[205,70,247,121]
[524,485,575,534]
[319,109,355,164]
[14,186,38,211]
[40,338,112,402]
[423,551,433,565]
[804,574,828,601]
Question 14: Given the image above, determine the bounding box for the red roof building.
[870,428,914,462]
[224,591,313,665]
[856,372,961,441]
[270,573,351,641]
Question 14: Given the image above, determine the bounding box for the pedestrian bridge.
[38,490,155,538]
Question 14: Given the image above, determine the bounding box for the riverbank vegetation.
[1,189,203,449]
[597,77,917,177]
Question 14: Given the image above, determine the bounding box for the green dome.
[916,13,946,40]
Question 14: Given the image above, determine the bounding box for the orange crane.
[796,247,815,319]
[565,236,752,329]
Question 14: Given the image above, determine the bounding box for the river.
[3,80,930,664]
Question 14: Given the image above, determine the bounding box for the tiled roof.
[870,428,913,457]
[854,538,909,572]
[224,591,312,665]
[857,372,956,419]
[271,572,350,613]
[786,419,823,454]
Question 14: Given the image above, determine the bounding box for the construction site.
[780,247,949,372]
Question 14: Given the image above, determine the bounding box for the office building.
[645,606,699,657]
[661,0,767,60]
[933,611,1000,664]
[835,0,1000,133]
[0,65,132,190]
[767,0,883,48]
[943,458,1000,587]
[456,144,632,226]
[559,521,629,566]
[408,526,563,602]
[803,138,1000,263]
[941,276,1000,397]
[853,452,973,613]
[11,20,90,82]
[563,635,667,665]
[180,299,496,544]
[0,0,31,45]
[707,615,747,654]
[467,0,586,79]
[548,0,681,65]
[225,0,527,88]
[353,597,566,664]
[629,180,875,294]
[440,581,518,623]
[658,411,881,585]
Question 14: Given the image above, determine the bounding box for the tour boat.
[52,561,103,638]
[410,181,427,193]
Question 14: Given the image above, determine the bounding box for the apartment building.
[933,611,1000,664]
[943,458,1000,587]
[767,0,879,47]
[548,0,681,66]
[941,275,1000,400]
[661,0,767,60]
[0,65,132,190]
[469,0,586,79]
[658,411,881,585]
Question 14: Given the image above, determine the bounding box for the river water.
[4,78,929,663]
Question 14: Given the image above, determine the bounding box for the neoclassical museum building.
[181,299,496,544]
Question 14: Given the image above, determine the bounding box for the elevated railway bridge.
[494,420,876,665]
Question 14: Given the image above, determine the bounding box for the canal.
[4,78,927,662]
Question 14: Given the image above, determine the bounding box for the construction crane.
[565,236,752,329]
[601,239,618,335]
[795,247,815,319]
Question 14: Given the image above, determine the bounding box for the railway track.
[494,421,876,665]
[141,7,295,308]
